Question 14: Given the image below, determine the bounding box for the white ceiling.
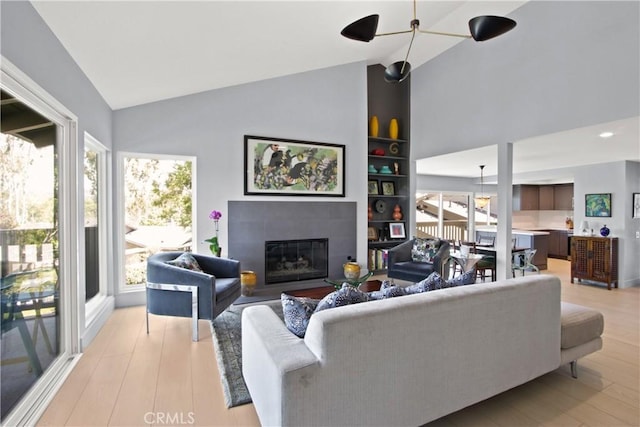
[416,115,640,183]
[31,0,524,110]
[30,1,638,180]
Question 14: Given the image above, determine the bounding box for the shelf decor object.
[585,193,612,217]
[340,0,516,82]
[370,115,379,137]
[599,225,610,237]
[244,135,345,197]
[389,222,406,239]
[389,118,399,139]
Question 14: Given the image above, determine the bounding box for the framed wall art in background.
[585,193,612,217]
[244,135,345,196]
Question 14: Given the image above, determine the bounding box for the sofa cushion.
[405,272,447,294]
[445,270,477,287]
[560,302,604,349]
[281,294,320,338]
[165,252,202,272]
[315,284,370,313]
[411,238,441,263]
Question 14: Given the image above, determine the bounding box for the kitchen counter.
[475,227,549,269]
[476,226,550,236]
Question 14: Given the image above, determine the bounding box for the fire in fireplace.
[265,238,328,284]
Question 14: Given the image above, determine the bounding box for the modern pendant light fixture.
[474,165,491,209]
[341,0,517,83]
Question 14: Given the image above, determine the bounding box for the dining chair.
[512,249,539,277]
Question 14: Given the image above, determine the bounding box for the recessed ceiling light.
[599,131,614,138]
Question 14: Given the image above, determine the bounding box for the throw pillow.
[411,238,441,263]
[281,294,320,338]
[368,281,406,300]
[315,284,370,313]
[445,270,477,287]
[405,272,446,294]
[165,253,202,272]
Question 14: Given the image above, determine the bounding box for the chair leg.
[191,285,199,342]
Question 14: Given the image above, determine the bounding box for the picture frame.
[367,226,379,241]
[388,222,406,239]
[381,181,395,196]
[244,135,345,196]
[633,193,640,219]
[585,193,612,217]
[368,180,379,195]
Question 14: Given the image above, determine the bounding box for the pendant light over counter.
[474,165,491,209]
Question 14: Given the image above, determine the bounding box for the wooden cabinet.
[514,183,574,211]
[570,236,618,290]
[554,183,574,210]
[513,185,539,210]
[538,185,555,210]
[547,230,572,259]
[367,65,410,273]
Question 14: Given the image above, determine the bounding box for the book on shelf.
[368,248,388,271]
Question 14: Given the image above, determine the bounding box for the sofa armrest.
[387,239,413,268]
[242,305,320,427]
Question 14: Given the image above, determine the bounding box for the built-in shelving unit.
[366,65,410,273]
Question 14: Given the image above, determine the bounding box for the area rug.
[210,300,283,408]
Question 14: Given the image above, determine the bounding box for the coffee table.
[286,280,382,299]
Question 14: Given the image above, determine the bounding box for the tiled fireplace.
[228,201,357,293]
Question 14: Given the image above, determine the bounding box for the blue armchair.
[387,238,450,283]
[146,252,241,341]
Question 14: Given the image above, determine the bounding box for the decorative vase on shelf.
[370,116,379,137]
[368,205,373,221]
[392,204,403,220]
[600,225,610,237]
[389,118,399,140]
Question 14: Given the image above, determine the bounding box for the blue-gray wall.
[113,61,369,263]
[1,1,112,146]
[410,0,640,159]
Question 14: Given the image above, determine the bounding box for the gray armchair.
[146,251,241,341]
[387,239,450,283]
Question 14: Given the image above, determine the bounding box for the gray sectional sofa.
[242,274,603,427]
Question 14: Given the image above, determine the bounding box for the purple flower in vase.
[205,210,222,256]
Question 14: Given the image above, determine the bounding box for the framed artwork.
[368,180,379,195]
[585,193,612,217]
[381,181,395,196]
[633,193,640,218]
[388,222,406,239]
[367,226,379,241]
[244,135,345,196]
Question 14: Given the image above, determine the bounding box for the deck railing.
[416,221,469,241]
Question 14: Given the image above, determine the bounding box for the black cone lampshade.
[341,14,379,42]
[384,61,411,83]
[468,16,517,41]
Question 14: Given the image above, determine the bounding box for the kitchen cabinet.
[570,236,618,290]
[554,183,574,210]
[539,185,555,210]
[547,230,572,259]
[513,185,539,210]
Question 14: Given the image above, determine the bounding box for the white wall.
[574,161,639,287]
[113,62,369,281]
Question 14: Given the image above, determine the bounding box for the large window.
[119,154,194,290]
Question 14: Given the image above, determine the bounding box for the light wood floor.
[37,259,639,426]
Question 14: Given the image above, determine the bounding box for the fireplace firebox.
[265,238,328,284]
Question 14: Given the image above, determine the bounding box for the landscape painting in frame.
[244,135,345,196]
[585,193,612,217]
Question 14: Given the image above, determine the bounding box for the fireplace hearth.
[265,238,328,284]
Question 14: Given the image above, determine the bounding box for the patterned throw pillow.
[315,284,370,313]
[405,272,446,294]
[165,253,202,272]
[281,294,320,338]
[368,281,406,300]
[445,270,477,287]
[411,238,441,263]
